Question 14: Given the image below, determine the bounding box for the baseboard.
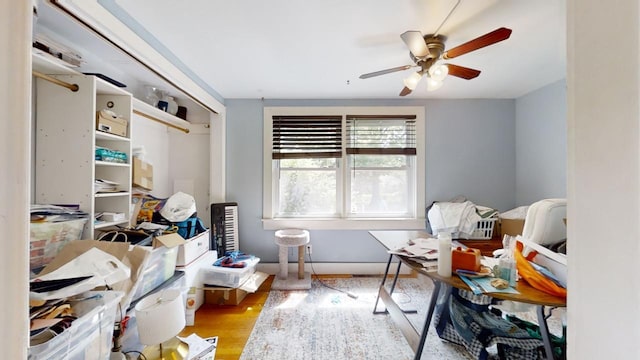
[256,262,414,276]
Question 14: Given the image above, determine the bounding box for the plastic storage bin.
[28,291,123,360]
[201,257,260,288]
[30,218,88,273]
[130,245,179,302]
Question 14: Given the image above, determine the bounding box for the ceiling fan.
[359,7,512,96]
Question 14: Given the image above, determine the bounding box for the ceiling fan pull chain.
[433,0,461,37]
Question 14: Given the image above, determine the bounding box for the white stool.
[271,229,311,290]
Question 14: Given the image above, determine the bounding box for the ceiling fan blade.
[359,65,415,79]
[443,27,512,60]
[400,31,430,58]
[399,86,412,96]
[446,64,481,80]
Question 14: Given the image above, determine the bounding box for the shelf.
[95,219,130,229]
[94,76,130,96]
[32,48,79,76]
[132,98,191,133]
[95,160,130,167]
[95,191,130,198]
[31,50,129,97]
[95,130,130,142]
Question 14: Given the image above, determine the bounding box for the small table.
[370,230,566,360]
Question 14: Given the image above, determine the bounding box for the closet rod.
[32,71,79,92]
[133,109,190,134]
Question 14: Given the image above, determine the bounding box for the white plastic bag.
[30,247,130,300]
[160,191,197,222]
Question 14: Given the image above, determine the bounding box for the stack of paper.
[388,237,440,270]
[94,178,120,193]
[30,204,88,222]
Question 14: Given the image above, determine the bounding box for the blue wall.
[515,80,567,205]
[225,98,520,263]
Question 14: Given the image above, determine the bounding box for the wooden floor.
[179,276,275,360]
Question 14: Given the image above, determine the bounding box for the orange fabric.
[515,241,567,298]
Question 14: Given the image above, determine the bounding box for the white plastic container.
[28,291,123,360]
[130,245,179,302]
[437,232,452,277]
[29,218,88,272]
[201,257,260,287]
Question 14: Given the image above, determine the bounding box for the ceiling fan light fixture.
[428,63,449,81]
[403,72,422,90]
[426,76,444,91]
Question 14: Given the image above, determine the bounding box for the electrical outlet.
[306,244,312,255]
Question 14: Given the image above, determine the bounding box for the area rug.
[239,276,476,360]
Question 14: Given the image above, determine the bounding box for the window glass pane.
[280,158,336,169]
[349,154,407,168]
[350,169,409,214]
[278,168,337,216]
[349,154,412,216]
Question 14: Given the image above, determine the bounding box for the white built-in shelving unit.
[34,51,133,238]
[32,49,196,238]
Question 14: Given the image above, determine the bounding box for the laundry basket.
[454,218,497,239]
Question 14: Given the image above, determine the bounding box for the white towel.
[428,201,481,237]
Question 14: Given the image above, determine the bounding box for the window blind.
[346,115,417,155]
[272,115,342,159]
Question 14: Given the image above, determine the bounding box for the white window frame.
[263,106,425,230]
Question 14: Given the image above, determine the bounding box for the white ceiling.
[39,0,566,101]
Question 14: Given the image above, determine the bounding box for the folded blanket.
[476,205,499,219]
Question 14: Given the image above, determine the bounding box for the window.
[263,107,425,230]
[346,115,417,218]
[272,115,342,217]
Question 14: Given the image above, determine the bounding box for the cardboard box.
[205,288,248,306]
[203,271,268,306]
[133,157,154,190]
[96,110,128,137]
[176,230,210,267]
[500,218,525,238]
[152,232,187,249]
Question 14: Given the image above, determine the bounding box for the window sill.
[262,218,426,231]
